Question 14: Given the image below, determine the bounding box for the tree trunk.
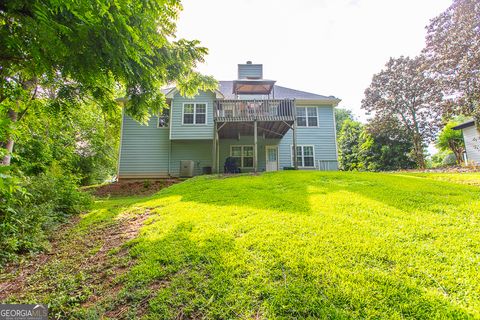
[1,108,17,166]
[412,133,425,169]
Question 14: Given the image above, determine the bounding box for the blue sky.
[176,0,452,121]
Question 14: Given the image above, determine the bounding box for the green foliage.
[360,125,416,171]
[13,101,121,185]
[339,117,417,171]
[0,166,91,265]
[437,119,466,164]
[0,0,217,119]
[334,108,354,135]
[338,119,364,170]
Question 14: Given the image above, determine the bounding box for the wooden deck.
[214,99,295,122]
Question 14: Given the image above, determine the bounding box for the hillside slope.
[1,172,480,319]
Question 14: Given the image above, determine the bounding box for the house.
[453,119,480,165]
[118,62,340,179]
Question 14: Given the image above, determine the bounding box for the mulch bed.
[90,179,180,197]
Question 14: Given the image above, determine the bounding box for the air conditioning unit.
[180,160,195,177]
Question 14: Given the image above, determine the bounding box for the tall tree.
[361,56,443,168]
[424,0,480,122]
[0,0,216,165]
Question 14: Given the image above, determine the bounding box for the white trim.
[296,106,319,128]
[182,102,208,125]
[230,145,254,169]
[290,145,316,168]
[295,99,341,106]
[265,145,279,171]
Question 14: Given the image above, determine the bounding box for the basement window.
[291,145,315,167]
[231,145,254,168]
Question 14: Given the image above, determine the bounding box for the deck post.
[212,121,217,174]
[292,100,298,170]
[254,120,258,173]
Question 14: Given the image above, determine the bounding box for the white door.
[266,146,279,171]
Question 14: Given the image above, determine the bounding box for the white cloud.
[175,0,452,121]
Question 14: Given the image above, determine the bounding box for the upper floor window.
[297,107,318,127]
[158,108,170,128]
[183,103,207,125]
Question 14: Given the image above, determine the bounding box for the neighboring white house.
[453,120,480,165]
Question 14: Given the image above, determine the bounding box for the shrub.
[0,166,92,265]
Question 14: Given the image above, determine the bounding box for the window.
[296,107,318,127]
[183,103,207,125]
[230,145,254,168]
[291,145,315,167]
[157,108,170,128]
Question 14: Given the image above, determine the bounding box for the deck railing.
[214,99,295,122]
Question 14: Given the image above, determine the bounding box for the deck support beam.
[292,108,298,170]
[254,120,258,173]
[212,121,217,174]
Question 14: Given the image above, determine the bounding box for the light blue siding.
[238,64,263,79]
[118,100,338,179]
[169,91,215,140]
[169,140,213,176]
[279,106,338,170]
[118,113,170,177]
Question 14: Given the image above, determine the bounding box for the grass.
[1,171,480,319]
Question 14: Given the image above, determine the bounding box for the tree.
[338,120,364,171]
[437,120,466,165]
[424,0,480,122]
[0,0,216,165]
[335,108,354,135]
[360,118,416,171]
[361,56,443,169]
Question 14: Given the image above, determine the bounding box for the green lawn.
[2,172,480,319]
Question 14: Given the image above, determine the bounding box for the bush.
[0,166,92,265]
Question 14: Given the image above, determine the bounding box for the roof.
[161,81,340,104]
[218,81,339,102]
[453,120,475,130]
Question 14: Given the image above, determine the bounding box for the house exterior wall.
[169,140,213,176]
[118,93,339,179]
[169,90,215,140]
[118,113,170,178]
[278,105,338,170]
[463,126,480,164]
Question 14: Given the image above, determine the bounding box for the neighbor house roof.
[453,120,475,130]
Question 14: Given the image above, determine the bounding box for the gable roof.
[453,120,475,130]
[161,81,340,104]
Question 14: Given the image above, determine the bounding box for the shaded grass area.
[1,171,480,319]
